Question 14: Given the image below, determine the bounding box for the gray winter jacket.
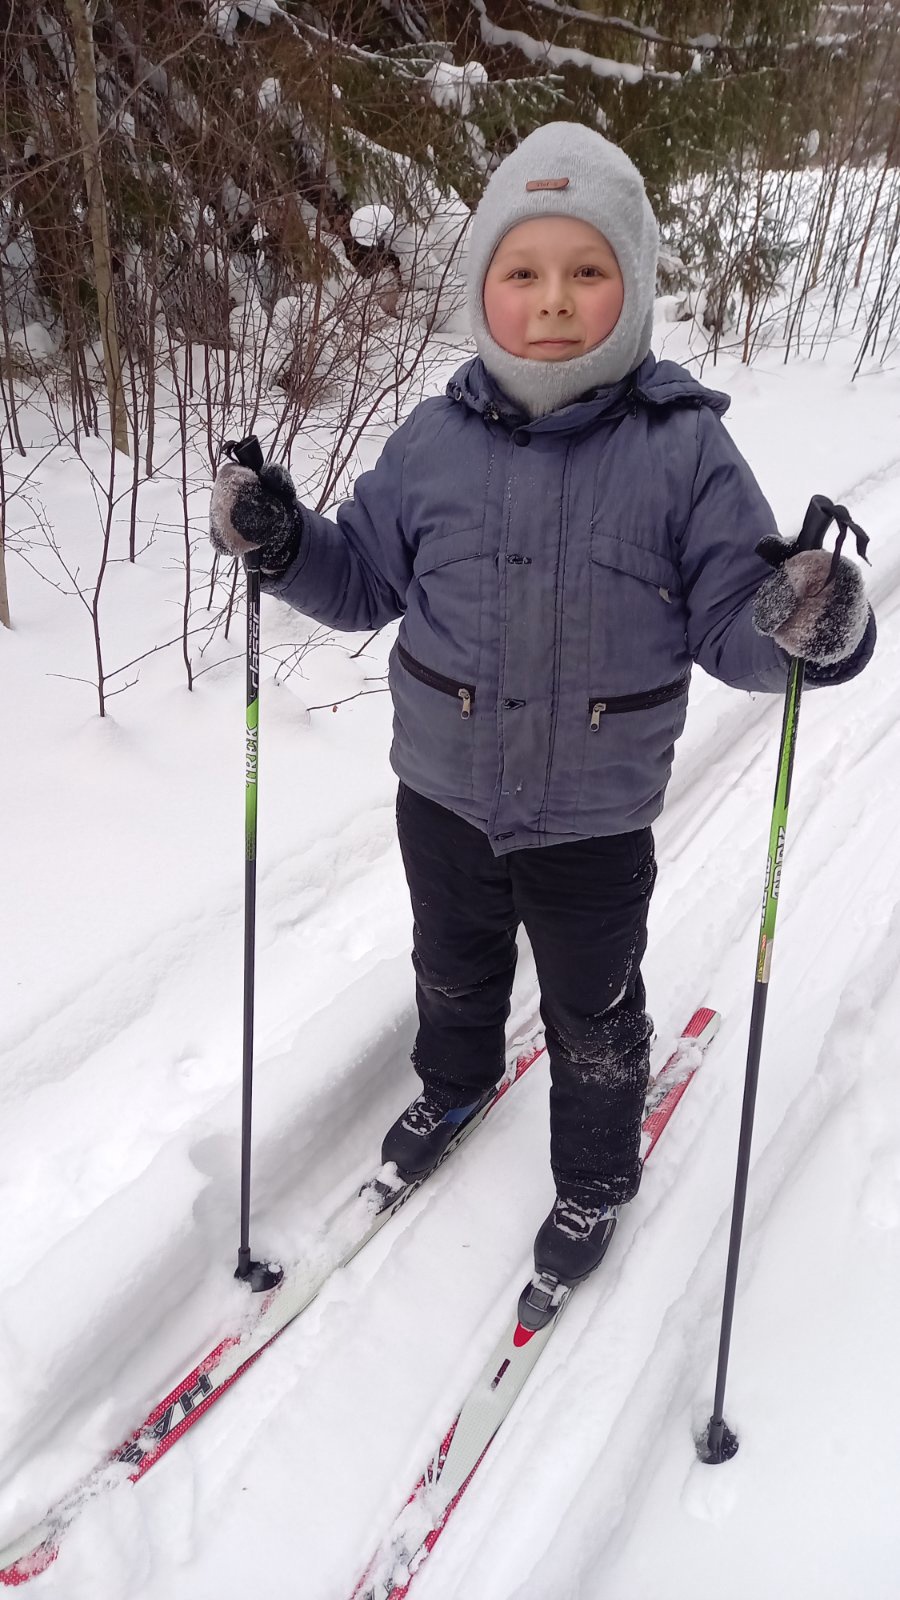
[267,354,872,853]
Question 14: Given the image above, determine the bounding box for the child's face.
[483,216,624,362]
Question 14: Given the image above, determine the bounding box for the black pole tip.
[696,1415,740,1465]
[234,1256,284,1293]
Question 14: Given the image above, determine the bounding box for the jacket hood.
[446,353,730,437]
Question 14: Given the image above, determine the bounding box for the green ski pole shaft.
[237,555,261,1282]
[223,434,282,1294]
[698,494,839,1465]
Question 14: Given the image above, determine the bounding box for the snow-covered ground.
[2,303,899,1599]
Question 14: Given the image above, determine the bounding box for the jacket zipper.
[398,643,475,719]
[589,673,689,731]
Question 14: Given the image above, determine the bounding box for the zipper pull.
[458,688,472,719]
[590,701,606,731]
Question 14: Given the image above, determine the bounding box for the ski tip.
[0,1538,59,1587]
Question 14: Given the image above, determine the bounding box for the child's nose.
[540,284,574,316]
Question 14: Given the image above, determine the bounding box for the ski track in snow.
[429,772,900,1600]
[0,805,400,1097]
[0,806,419,1536]
[4,341,900,1597]
[404,474,900,1600]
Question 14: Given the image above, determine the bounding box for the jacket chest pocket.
[410,526,492,661]
[589,529,688,665]
[412,525,488,580]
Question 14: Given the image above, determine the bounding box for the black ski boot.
[518,1196,619,1331]
[380,1084,497,1181]
[534,1194,619,1281]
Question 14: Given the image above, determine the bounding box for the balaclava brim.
[467,122,659,419]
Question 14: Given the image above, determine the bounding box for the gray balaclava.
[466,122,659,419]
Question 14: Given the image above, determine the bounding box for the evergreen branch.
[519,2,733,57]
[469,0,683,84]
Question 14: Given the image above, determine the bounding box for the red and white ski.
[0,1032,545,1587]
[350,1006,721,1600]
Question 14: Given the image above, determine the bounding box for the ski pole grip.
[795,494,836,553]
[223,434,264,475]
[222,435,265,572]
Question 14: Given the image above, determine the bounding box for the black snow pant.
[396,782,657,1207]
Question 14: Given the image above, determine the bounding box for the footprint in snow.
[859,1148,900,1230]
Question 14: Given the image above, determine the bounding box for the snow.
[1,287,900,1600]
[235,0,292,24]
[257,75,280,113]
[470,0,680,84]
[209,0,297,39]
[6,322,60,360]
[349,204,395,248]
[220,177,253,223]
[423,59,488,117]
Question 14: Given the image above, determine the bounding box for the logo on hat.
[525,178,570,191]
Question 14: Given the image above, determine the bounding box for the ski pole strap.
[757,494,871,585]
[801,493,871,580]
[825,504,871,582]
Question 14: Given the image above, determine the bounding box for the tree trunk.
[854,105,900,290]
[0,437,8,628]
[62,0,130,456]
[0,501,9,631]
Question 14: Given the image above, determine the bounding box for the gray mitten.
[752,537,870,666]
[210,460,302,578]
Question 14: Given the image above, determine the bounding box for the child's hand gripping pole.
[697,494,869,1465]
[222,436,283,1294]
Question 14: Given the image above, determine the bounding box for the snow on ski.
[351,1005,721,1600]
[0,1032,546,1587]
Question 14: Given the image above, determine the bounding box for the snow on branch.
[519,2,725,56]
[208,0,301,44]
[235,0,295,23]
[469,0,682,84]
[288,13,440,77]
[424,59,489,116]
[35,8,75,81]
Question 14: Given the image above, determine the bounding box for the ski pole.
[222,434,283,1294]
[698,494,869,1464]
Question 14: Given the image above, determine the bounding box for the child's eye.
[577,266,606,278]
[508,269,534,281]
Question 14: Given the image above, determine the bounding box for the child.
[211,123,874,1292]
